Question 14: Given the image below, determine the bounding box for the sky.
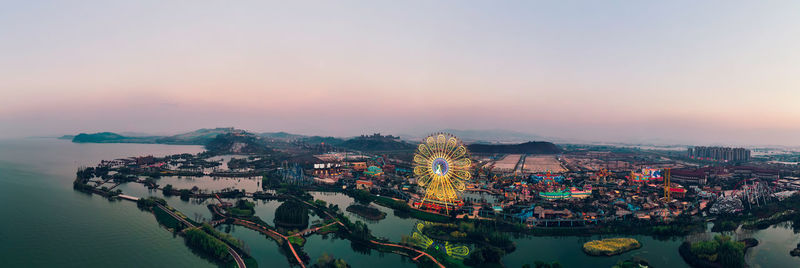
[1,1,800,146]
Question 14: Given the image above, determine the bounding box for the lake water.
[2,138,800,267]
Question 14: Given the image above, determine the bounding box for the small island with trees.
[582,238,641,256]
[679,235,757,268]
[346,204,387,221]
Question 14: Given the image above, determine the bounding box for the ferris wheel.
[413,133,472,210]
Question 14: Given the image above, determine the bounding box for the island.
[346,204,387,221]
[678,235,757,268]
[582,238,641,256]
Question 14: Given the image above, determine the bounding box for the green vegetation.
[717,194,800,231]
[317,224,339,235]
[200,223,245,252]
[205,133,273,155]
[136,197,167,209]
[339,134,415,152]
[582,238,641,256]
[72,132,159,143]
[680,235,749,268]
[153,205,182,230]
[274,200,310,228]
[184,227,233,263]
[348,190,451,222]
[179,189,192,200]
[312,253,349,268]
[162,184,174,195]
[711,220,739,232]
[611,257,651,268]
[464,246,505,267]
[415,221,515,267]
[70,128,246,145]
[346,204,386,221]
[228,200,256,217]
[349,220,372,241]
[288,236,306,246]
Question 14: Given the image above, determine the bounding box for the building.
[351,162,367,172]
[355,180,373,190]
[313,177,337,184]
[776,177,800,190]
[533,206,572,219]
[364,166,384,177]
[670,169,708,185]
[688,146,751,162]
[730,166,780,180]
[135,155,155,165]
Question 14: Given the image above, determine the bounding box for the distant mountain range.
[66,128,562,154]
[70,128,245,145]
[400,129,553,144]
[66,129,416,153]
[338,134,416,152]
[71,132,162,143]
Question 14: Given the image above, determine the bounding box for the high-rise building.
[688,146,750,162]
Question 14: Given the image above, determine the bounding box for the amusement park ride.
[594,168,612,183]
[413,133,472,214]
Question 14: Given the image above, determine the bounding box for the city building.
[688,146,751,162]
[355,179,373,190]
[670,169,708,185]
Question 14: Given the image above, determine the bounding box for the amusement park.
[67,129,800,268]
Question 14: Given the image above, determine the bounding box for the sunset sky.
[2,1,800,146]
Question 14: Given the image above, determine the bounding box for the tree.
[162,184,174,196]
[717,237,745,268]
[312,252,350,268]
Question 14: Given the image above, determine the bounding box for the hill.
[300,136,345,146]
[205,133,273,154]
[155,127,244,145]
[72,132,159,143]
[69,128,245,145]
[259,132,306,141]
[468,141,561,154]
[340,133,415,151]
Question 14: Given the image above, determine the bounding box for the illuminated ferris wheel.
[413,133,471,210]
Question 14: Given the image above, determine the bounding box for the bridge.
[288,222,337,237]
